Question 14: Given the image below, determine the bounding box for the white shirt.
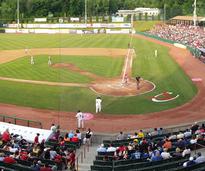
[161,152,171,159]
[184,131,192,138]
[96,98,102,106]
[107,146,116,152]
[182,149,191,157]
[76,112,84,120]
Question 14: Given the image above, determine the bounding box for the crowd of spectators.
[96,122,205,168]
[0,123,89,171]
[148,24,205,50]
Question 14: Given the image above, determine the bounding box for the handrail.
[0,114,42,128]
[75,141,91,171]
[194,142,205,155]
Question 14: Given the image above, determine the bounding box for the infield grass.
[0,55,124,83]
[0,34,197,114]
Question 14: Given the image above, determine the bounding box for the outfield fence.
[0,114,42,129]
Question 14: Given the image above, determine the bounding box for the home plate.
[192,78,203,82]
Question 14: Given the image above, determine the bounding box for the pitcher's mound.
[90,78,155,96]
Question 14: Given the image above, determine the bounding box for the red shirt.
[3,157,16,164]
[2,131,10,142]
[34,136,39,144]
[40,167,52,171]
[71,137,79,142]
[20,151,28,161]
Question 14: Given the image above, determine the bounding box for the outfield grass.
[134,21,162,32]
[0,34,130,50]
[0,55,124,83]
[0,34,197,114]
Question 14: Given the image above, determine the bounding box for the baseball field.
[0,33,197,115]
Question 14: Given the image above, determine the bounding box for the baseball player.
[25,48,28,54]
[76,110,84,129]
[155,49,158,57]
[96,97,102,113]
[30,56,35,65]
[124,73,128,85]
[136,76,141,90]
[48,56,52,65]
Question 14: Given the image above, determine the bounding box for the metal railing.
[0,114,42,128]
[75,143,91,171]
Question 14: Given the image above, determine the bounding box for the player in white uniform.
[76,110,84,129]
[30,56,35,65]
[155,49,158,57]
[48,56,52,65]
[96,97,102,113]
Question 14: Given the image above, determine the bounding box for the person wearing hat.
[0,153,5,161]
[195,152,205,164]
[183,156,196,167]
[97,144,106,152]
[96,96,102,113]
[34,133,40,144]
[135,76,141,90]
[76,110,85,129]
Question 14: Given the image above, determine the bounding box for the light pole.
[193,0,197,26]
[85,0,87,27]
[163,3,166,23]
[17,0,20,29]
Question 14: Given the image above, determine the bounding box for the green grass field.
[0,34,197,114]
[0,55,124,83]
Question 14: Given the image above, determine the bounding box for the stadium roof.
[171,16,204,21]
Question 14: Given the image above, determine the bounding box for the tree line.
[0,0,204,21]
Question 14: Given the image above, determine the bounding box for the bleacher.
[90,125,205,171]
[0,122,81,171]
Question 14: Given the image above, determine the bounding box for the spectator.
[68,130,74,139]
[31,160,41,171]
[182,147,191,157]
[191,122,199,134]
[172,147,182,157]
[138,130,145,139]
[163,139,172,150]
[107,144,116,152]
[34,133,40,144]
[71,134,79,143]
[50,124,57,133]
[117,132,126,140]
[195,152,205,164]
[40,163,52,171]
[151,151,163,162]
[149,128,158,137]
[2,128,10,143]
[184,129,192,138]
[97,144,106,152]
[0,153,5,161]
[3,155,16,164]
[83,128,93,145]
[177,132,184,139]
[68,150,75,171]
[183,157,196,167]
[64,133,70,142]
[161,148,172,159]
[76,129,82,144]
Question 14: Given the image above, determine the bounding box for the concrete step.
[77,144,98,171]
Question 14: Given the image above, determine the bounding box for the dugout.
[168,16,205,26]
[197,48,205,63]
